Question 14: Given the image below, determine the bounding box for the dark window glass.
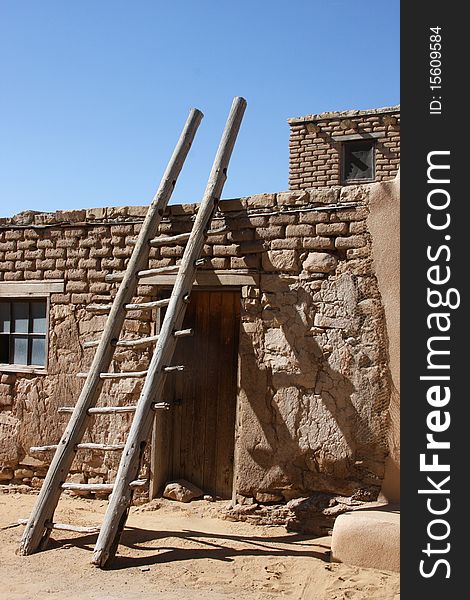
[343,140,375,182]
[0,299,47,367]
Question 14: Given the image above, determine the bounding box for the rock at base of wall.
[163,479,204,503]
[221,492,379,536]
[331,507,400,572]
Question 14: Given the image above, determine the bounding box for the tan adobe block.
[86,207,107,220]
[226,229,254,242]
[71,293,92,304]
[316,222,349,236]
[302,237,334,250]
[0,261,16,271]
[36,259,56,270]
[268,213,298,226]
[286,224,315,237]
[5,230,23,240]
[3,271,23,280]
[24,271,42,280]
[67,269,87,281]
[205,257,229,269]
[269,238,301,250]
[212,244,240,257]
[230,255,260,269]
[90,246,112,258]
[245,194,276,209]
[0,241,17,251]
[44,248,66,259]
[15,260,34,270]
[255,226,284,240]
[66,280,89,293]
[24,249,44,260]
[347,247,370,259]
[349,221,367,234]
[238,241,265,255]
[335,235,367,250]
[17,239,37,250]
[5,250,23,260]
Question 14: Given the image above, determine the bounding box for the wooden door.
[152,289,240,499]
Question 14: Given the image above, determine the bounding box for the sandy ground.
[0,490,399,600]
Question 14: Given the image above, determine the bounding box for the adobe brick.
[302,237,334,250]
[335,235,367,249]
[45,248,66,259]
[5,251,23,260]
[316,222,349,236]
[24,271,42,280]
[66,280,89,293]
[44,270,63,279]
[3,271,23,280]
[230,255,260,269]
[90,246,112,258]
[71,293,92,304]
[255,226,284,240]
[15,260,34,270]
[286,224,315,237]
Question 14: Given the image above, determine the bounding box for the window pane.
[344,141,374,181]
[31,336,46,366]
[12,302,29,333]
[12,335,28,364]
[0,335,9,363]
[0,303,10,333]
[31,301,47,334]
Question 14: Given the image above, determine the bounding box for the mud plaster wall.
[0,182,398,502]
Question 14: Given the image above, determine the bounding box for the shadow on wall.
[236,274,390,500]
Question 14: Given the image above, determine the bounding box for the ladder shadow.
[49,525,330,570]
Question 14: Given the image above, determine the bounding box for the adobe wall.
[288,106,400,190]
[0,181,399,502]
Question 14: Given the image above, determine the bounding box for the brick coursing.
[288,106,400,190]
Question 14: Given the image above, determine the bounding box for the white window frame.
[0,280,64,375]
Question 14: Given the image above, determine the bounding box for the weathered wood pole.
[19,108,203,556]
[91,96,247,568]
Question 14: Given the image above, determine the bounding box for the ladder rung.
[106,264,179,283]
[58,406,137,414]
[86,304,113,313]
[58,403,171,414]
[84,328,192,349]
[125,298,171,310]
[18,519,100,534]
[61,480,147,492]
[77,371,148,379]
[31,443,125,452]
[137,265,179,278]
[149,232,191,246]
[128,226,228,247]
[163,365,184,372]
[85,298,171,316]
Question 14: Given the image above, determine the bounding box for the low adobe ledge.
[288,104,400,125]
[0,185,377,228]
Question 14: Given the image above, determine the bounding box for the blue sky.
[0,1,399,217]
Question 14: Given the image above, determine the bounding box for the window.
[343,140,375,182]
[0,299,47,367]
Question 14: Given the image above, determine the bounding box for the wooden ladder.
[19,97,247,568]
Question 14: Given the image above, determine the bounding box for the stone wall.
[0,182,398,502]
[288,106,400,190]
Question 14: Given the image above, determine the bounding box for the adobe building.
[0,106,400,516]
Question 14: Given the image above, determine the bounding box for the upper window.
[0,299,47,367]
[343,140,375,183]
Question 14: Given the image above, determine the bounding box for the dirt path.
[0,491,399,599]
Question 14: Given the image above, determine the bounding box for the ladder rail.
[92,96,247,568]
[19,108,204,556]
